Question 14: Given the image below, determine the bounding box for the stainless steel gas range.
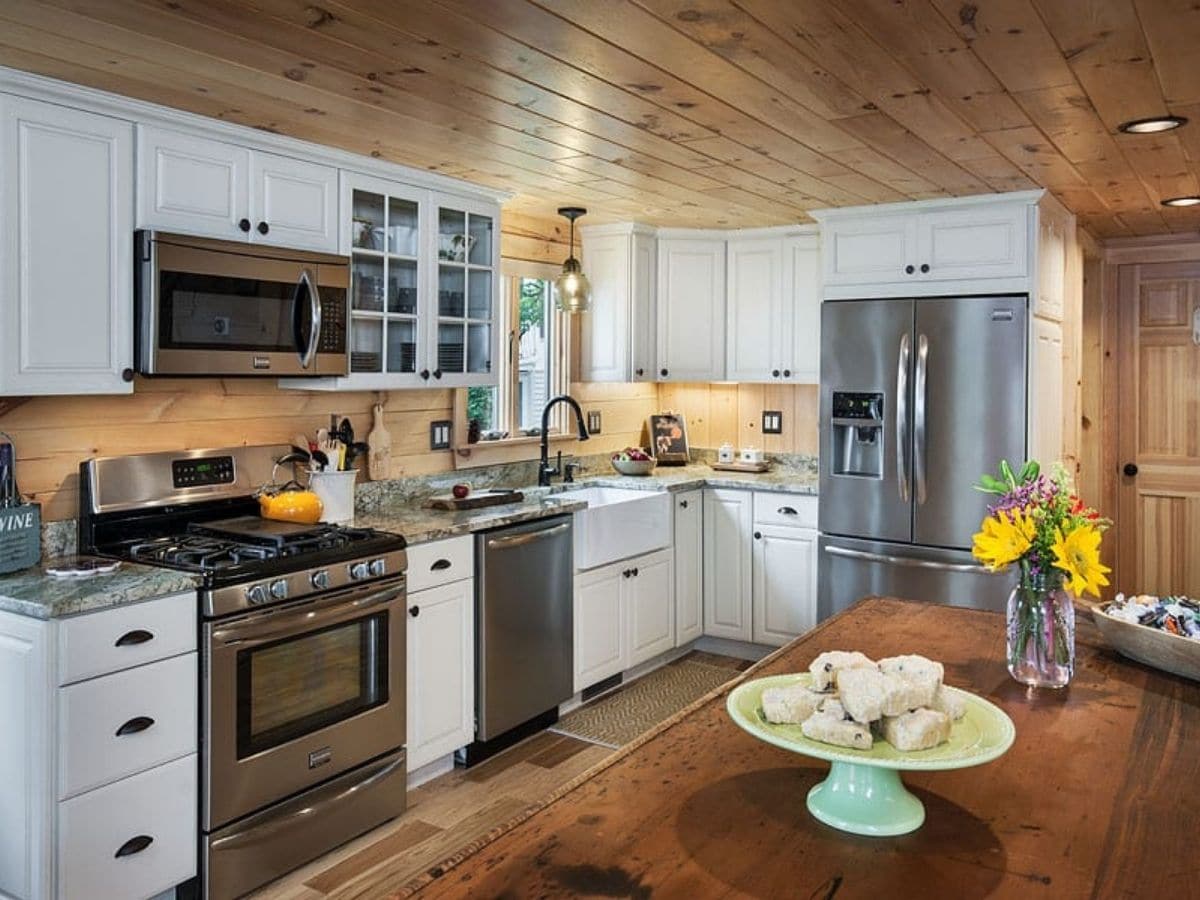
[79,445,408,900]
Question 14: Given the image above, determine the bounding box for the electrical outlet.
[762,410,783,434]
[430,420,452,450]
[587,410,602,434]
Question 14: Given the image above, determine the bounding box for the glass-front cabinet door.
[430,193,499,387]
[343,173,427,387]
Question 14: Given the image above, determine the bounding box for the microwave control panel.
[173,455,236,488]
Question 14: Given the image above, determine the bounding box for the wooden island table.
[401,598,1196,899]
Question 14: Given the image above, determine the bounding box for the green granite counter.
[356,491,588,545]
[0,562,200,620]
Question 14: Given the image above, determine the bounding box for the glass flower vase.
[1006,568,1075,688]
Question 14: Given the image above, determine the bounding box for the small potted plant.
[972,460,1110,688]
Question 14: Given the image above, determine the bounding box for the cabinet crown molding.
[809,189,1046,222]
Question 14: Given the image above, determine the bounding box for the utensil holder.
[309,469,358,525]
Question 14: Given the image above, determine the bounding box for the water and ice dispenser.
[830,392,884,478]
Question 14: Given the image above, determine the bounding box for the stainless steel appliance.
[79,445,407,900]
[135,231,349,377]
[474,516,574,743]
[818,296,1028,618]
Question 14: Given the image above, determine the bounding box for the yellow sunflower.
[1051,525,1110,598]
[972,508,1037,571]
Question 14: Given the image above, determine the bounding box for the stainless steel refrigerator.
[817,296,1026,619]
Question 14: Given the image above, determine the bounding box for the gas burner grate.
[128,534,281,571]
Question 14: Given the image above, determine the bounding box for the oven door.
[204,575,405,830]
[137,231,349,377]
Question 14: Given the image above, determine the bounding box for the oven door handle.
[293,267,322,370]
[212,581,403,648]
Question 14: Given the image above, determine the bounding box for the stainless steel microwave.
[135,231,349,377]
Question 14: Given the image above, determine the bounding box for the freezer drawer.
[817,535,1015,621]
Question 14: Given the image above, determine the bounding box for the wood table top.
[408,597,1196,899]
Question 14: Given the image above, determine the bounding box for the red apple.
[452,483,471,499]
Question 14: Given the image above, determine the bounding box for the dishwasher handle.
[485,521,570,550]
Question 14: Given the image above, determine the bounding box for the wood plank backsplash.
[658,383,819,457]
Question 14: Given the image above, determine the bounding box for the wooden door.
[1117,261,1200,597]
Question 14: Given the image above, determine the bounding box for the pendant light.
[554,206,591,314]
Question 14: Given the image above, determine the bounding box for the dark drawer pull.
[115,629,153,647]
[115,716,155,737]
[778,506,798,516]
[409,605,420,617]
[115,835,153,858]
[679,499,688,509]
[431,558,452,571]
[631,567,639,577]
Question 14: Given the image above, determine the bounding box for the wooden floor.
[251,651,748,900]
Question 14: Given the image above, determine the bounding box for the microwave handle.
[295,268,322,369]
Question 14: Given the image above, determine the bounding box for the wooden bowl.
[1091,603,1200,682]
[611,457,656,476]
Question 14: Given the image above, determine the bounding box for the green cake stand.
[726,673,1015,837]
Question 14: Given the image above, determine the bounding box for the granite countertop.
[0,562,200,620]
[572,462,819,496]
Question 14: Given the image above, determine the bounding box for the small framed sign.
[648,413,689,465]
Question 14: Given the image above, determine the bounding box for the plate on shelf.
[438,345,465,371]
[351,351,381,373]
[727,673,1015,836]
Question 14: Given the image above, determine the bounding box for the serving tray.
[1091,603,1200,682]
[426,489,524,511]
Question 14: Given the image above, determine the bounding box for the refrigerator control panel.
[832,392,883,421]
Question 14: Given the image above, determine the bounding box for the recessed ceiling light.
[1118,115,1188,134]
[1162,195,1200,207]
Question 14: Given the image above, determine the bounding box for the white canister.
[309,469,359,525]
[740,446,764,464]
[718,442,735,463]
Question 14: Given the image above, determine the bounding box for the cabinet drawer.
[58,593,197,686]
[59,653,197,799]
[753,492,818,529]
[57,754,197,900]
[406,536,474,593]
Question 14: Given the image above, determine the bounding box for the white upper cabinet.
[813,191,1043,300]
[726,237,784,383]
[137,126,338,252]
[250,151,339,251]
[1,96,134,395]
[785,233,821,383]
[657,236,726,381]
[579,225,656,382]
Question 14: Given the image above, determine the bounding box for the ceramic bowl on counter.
[611,448,656,476]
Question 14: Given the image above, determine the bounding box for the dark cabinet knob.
[238,218,251,233]
[420,369,430,380]
[754,531,762,540]
[115,629,153,647]
[121,367,135,383]
[920,263,930,273]
[680,499,688,509]
[772,369,780,378]
[433,369,442,379]
[115,835,154,858]
[905,265,915,275]
[783,369,791,377]
[115,716,155,737]
[636,368,645,377]
[632,567,639,577]
[409,605,420,617]
[257,221,270,235]
[622,569,631,578]
[660,368,669,377]
[1123,463,1139,477]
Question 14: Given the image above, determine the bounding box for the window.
[464,269,570,442]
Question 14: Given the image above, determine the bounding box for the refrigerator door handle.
[896,332,910,503]
[823,544,1000,576]
[914,333,929,505]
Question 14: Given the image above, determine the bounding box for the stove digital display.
[173,455,235,488]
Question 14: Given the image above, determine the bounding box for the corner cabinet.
[656,236,726,381]
[0,95,134,395]
[578,225,656,382]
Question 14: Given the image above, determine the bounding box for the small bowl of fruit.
[611,447,656,476]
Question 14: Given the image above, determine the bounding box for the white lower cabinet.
[673,491,703,645]
[702,489,753,641]
[752,525,818,646]
[626,549,674,667]
[405,543,475,772]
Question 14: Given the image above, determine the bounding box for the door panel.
[251,152,338,252]
[1117,262,1200,597]
[406,579,473,771]
[822,217,916,285]
[573,563,625,693]
[726,237,782,381]
[627,550,674,667]
[912,296,1028,549]
[673,491,703,645]
[918,204,1028,282]
[137,126,249,240]
[657,238,725,381]
[819,299,914,543]
[752,526,817,646]
[702,489,751,641]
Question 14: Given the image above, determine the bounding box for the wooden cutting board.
[426,489,524,510]
[709,460,771,473]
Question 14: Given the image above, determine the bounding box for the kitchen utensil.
[367,403,392,482]
[257,488,323,524]
[344,441,370,471]
[726,673,1015,836]
[1091,603,1200,682]
[309,468,358,524]
[311,449,330,471]
[709,460,771,474]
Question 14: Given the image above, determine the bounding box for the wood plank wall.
[657,383,819,457]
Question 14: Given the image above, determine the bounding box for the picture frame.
[647,412,690,465]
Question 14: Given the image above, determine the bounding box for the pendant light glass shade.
[554,206,591,313]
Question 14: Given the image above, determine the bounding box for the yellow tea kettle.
[256,452,323,524]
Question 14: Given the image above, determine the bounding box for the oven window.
[236,611,389,758]
[159,272,300,353]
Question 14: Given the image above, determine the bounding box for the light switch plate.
[762,410,783,435]
[430,420,452,450]
[587,410,602,434]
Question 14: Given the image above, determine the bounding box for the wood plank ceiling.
[1,0,1199,237]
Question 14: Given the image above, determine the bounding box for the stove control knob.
[311,569,330,590]
[349,561,370,581]
[269,579,288,600]
[369,558,386,577]
[245,584,269,606]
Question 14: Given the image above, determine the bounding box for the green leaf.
[999,459,1016,488]
[1019,460,1040,483]
[976,474,1008,494]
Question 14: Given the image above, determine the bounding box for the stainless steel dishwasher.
[475,515,574,742]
